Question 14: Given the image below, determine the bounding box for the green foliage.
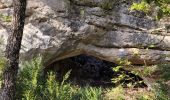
[157,64,170,81]
[0,56,169,100]
[43,71,75,100]
[112,66,122,72]
[77,86,102,100]
[116,58,131,66]
[0,57,7,71]
[0,14,12,22]
[14,57,103,100]
[113,58,142,87]
[111,72,126,84]
[131,1,150,13]
[16,57,43,100]
[154,82,170,100]
[136,92,155,100]
[0,57,7,88]
[104,85,125,100]
[16,57,74,100]
[0,37,6,88]
[131,0,170,19]
[142,66,156,77]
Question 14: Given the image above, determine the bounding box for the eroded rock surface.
[0,0,170,66]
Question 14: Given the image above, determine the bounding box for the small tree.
[1,0,27,99]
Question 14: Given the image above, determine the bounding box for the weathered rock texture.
[0,0,170,66]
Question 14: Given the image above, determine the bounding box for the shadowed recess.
[45,54,147,88]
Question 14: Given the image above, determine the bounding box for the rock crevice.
[0,0,169,66]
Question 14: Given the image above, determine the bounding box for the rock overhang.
[0,0,170,67]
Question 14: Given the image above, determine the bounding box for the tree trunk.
[1,0,27,100]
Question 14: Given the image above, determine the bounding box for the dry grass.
[103,86,155,100]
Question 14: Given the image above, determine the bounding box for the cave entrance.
[45,54,147,88]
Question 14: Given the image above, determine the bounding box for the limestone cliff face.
[0,0,170,66]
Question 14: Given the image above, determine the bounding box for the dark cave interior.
[45,54,147,88]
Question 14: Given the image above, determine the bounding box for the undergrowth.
[0,56,169,100]
[15,57,103,100]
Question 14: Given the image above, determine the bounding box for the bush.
[15,57,103,100]
[75,86,102,100]
[0,56,169,100]
[16,57,43,100]
[154,82,170,100]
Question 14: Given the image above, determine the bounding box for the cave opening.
[45,54,147,88]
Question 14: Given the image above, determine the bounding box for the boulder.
[0,0,170,66]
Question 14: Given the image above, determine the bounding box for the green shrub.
[0,56,169,100]
[77,86,102,100]
[154,82,170,100]
[130,0,170,19]
[42,71,75,100]
[130,1,150,13]
[104,85,125,100]
[16,57,43,100]
[14,57,103,100]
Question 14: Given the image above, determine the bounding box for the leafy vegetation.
[131,0,170,19]
[0,14,12,22]
[0,0,169,99]
[131,1,151,13]
[0,56,169,100]
[15,57,103,100]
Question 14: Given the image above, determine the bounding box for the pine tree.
[1,0,27,99]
